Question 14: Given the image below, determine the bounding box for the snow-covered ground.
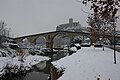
[52,46,120,80]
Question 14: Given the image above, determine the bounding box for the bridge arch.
[103,37,111,45]
[17,38,33,48]
[53,33,70,48]
[116,39,120,45]
[35,36,46,48]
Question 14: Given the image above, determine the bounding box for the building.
[56,18,82,32]
[56,18,90,33]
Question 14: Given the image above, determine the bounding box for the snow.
[0,39,50,77]
[24,55,49,66]
[74,43,81,47]
[0,54,50,77]
[0,48,17,57]
[52,46,120,80]
[69,47,77,52]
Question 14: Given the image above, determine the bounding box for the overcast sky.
[0,0,120,37]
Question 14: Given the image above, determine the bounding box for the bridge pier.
[46,41,53,49]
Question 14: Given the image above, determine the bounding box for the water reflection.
[24,71,49,80]
[3,70,49,80]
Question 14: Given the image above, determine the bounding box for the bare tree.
[0,21,11,47]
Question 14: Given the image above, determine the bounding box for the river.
[3,70,49,80]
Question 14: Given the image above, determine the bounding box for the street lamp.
[113,16,118,64]
[113,22,116,64]
[110,14,119,64]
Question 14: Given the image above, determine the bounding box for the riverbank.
[0,54,50,79]
[2,66,50,80]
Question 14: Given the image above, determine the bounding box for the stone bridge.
[13,31,120,49]
[13,31,90,49]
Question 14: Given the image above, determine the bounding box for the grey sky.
[0,0,120,37]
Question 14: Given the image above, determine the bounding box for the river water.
[3,70,49,80]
